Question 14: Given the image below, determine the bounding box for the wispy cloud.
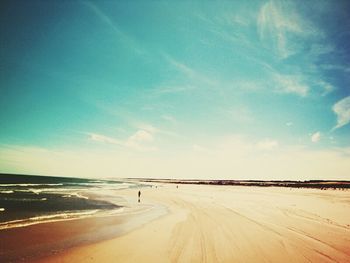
[223,13,250,27]
[133,123,158,134]
[257,1,298,58]
[88,129,157,152]
[162,53,218,87]
[254,66,334,98]
[161,115,177,124]
[309,43,334,57]
[82,1,143,54]
[133,122,179,138]
[196,11,260,57]
[154,85,195,94]
[89,133,123,145]
[320,64,350,73]
[236,80,263,92]
[318,81,335,96]
[254,1,336,99]
[273,73,309,97]
[88,120,179,152]
[197,7,332,99]
[257,0,320,59]
[166,8,332,101]
[332,96,350,130]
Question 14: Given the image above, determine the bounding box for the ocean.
[0,173,138,229]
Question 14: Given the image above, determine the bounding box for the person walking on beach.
[138,190,141,203]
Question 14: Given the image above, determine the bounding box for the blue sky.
[1,0,350,179]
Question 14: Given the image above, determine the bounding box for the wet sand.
[3,184,350,263]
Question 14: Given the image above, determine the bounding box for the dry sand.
[8,184,350,262]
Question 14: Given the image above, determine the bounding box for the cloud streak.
[162,53,218,87]
[89,133,123,145]
[332,96,350,130]
[82,1,143,54]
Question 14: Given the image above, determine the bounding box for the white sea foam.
[0,190,14,194]
[75,193,89,199]
[19,188,85,194]
[0,180,136,230]
[0,209,100,230]
[30,189,42,194]
[29,210,99,221]
[60,192,89,199]
[0,183,64,187]
[0,206,127,230]
[105,207,124,215]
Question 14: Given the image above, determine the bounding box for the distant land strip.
[0,173,349,190]
[134,179,350,190]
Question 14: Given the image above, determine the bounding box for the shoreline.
[0,188,167,262]
[1,184,350,263]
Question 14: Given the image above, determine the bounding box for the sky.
[1,0,350,180]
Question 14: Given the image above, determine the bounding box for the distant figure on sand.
[138,190,141,203]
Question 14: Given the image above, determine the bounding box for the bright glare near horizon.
[0,0,350,180]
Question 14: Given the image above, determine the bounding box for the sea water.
[0,173,137,229]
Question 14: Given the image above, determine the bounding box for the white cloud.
[274,74,309,97]
[127,130,153,143]
[134,122,179,138]
[332,96,350,130]
[311,132,321,143]
[89,129,157,152]
[125,129,157,152]
[89,133,123,145]
[134,123,158,134]
[256,139,279,150]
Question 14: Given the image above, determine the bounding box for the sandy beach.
[2,1,350,262]
[2,184,350,263]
